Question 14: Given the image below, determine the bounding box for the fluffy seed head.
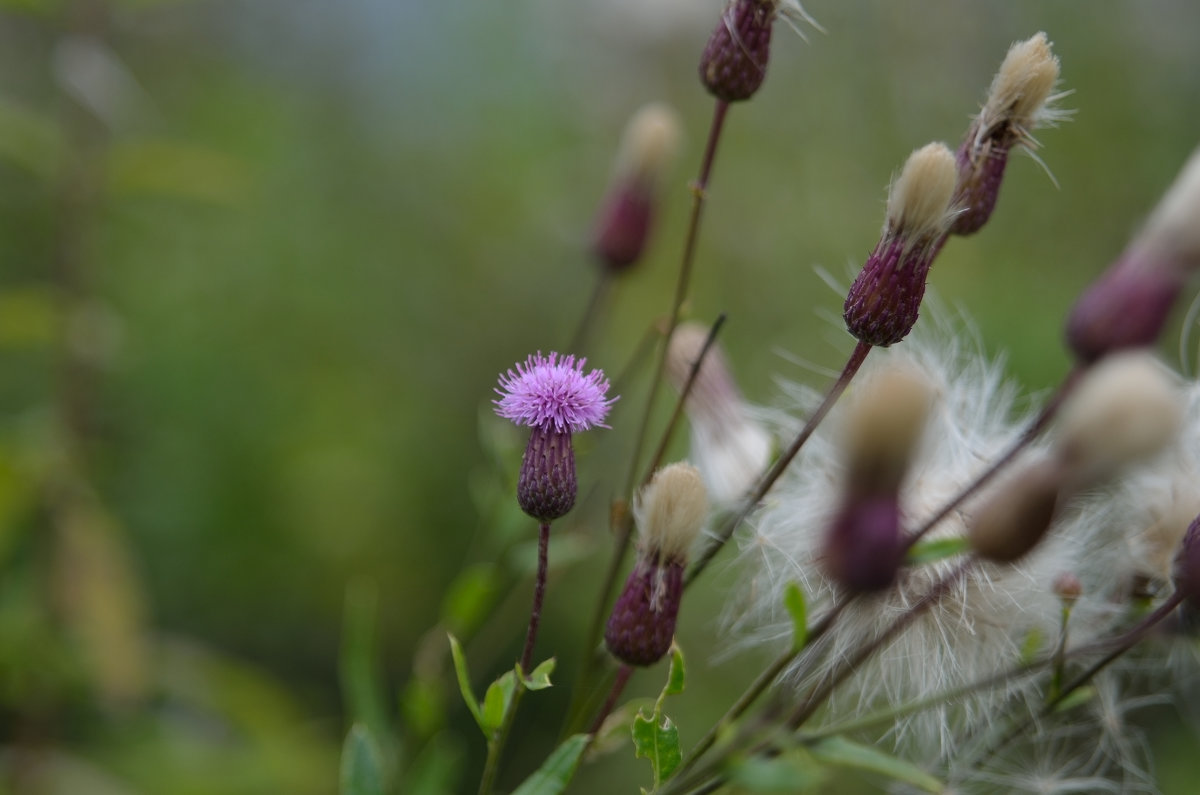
[1136,145,1200,270]
[886,142,959,244]
[494,352,616,432]
[843,364,933,489]
[613,103,682,192]
[636,462,710,562]
[967,455,1063,563]
[980,33,1062,138]
[1054,352,1184,481]
[666,323,773,503]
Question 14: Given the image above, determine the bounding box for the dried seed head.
[951,33,1066,236]
[636,462,710,562]
[699,0,778,102]
[592,104,682,272]
[1054,352,1184,481]
[844,143,958,346]
[1066,148,1200,362]
[843,364,934,491]
[968,456,1063,563]
[666,323,773,504]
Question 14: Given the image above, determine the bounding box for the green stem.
[478,682,526,795]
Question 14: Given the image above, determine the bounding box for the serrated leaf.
[784,582,808,651]
[481,670,516,734]
[447,634,483,733]
[1053,685,1096,713]
[340,723,385,795]
[632,710,682,787]
[664,645,686,696]
[727,749,827,792]
[523,657,556,690]
[810,736,943,793]
[906,537,969,566]
[510,734,590,795]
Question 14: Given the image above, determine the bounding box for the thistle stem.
[520,522,551,674]
[686,341,872,587]
[478,682,525,795]
[567,101,731,733]
[589,664,634,736]
[568,271,611,356]
[904,366,1082,549]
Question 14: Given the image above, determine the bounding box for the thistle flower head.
[951,32,1068,236]
[698,0,817,103]
[494,352,616,433]
[606,463,709,667]
[592,103,683,272]
[1066,147,1200,362]
[666,322,774,503]
[844,143,958,347]
[1053,351,1184,482]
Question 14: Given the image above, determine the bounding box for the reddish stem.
[520,522,551,673]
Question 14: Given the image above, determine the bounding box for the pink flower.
[494,352,616,433]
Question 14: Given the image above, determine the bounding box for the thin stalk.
[520,522,551,673]
[904,367,1082,549]
[568,103,731,732]
[589,664,634,736]
[678,602,845,779]
[686,341,872,587]
[568,271,611,355]
[478,683,526,795]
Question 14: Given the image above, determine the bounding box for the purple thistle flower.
[494,352,615,433]
[495,352,616,522]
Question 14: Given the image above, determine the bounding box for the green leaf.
[632,710,682,788]
[481,670,516,734]
[809,736,943,793]
[784,582,808,652]
[510,734,590,795]
[906,537,969,566]
[664,645,686,697]
[727,749,827,792]
[439,563,499,637]
[522,657,556,691]
[340,723,385,795]
[447,634,483,733]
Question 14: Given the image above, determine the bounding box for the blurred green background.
[1,0,1198,792]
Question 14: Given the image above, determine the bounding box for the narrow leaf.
[523,657,556,691]
[510,734,590,795]
[481,670,516,734]
[810,736,943,793]
[340,723,385,795]
[632,710,682,787]
[906,537,969,566]
[447,634,483,733]
[784,582,808,651]
[664,645,686,696]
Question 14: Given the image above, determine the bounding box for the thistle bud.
[968,456,1063,563]
[1053,572,1083,603]
[1067,147,1200,362]
[592,104,683,272]
[1053,352,1183,482]
[951,33,1065,236]
[824,365,932,593]
[666,323,773,504]
[844,143,958,347]
[699,1,777,102]
[605,463,709,666]
[1174,514,1200,608]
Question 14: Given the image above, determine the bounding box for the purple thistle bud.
[699,0,777,103]
[824,494,903,594]
[1174,514,1200,608]
[844,143,957,347]
[592,187,653,272]
[1064,252,1182,363]
[495,352,616,521]
[605,553,684,667]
